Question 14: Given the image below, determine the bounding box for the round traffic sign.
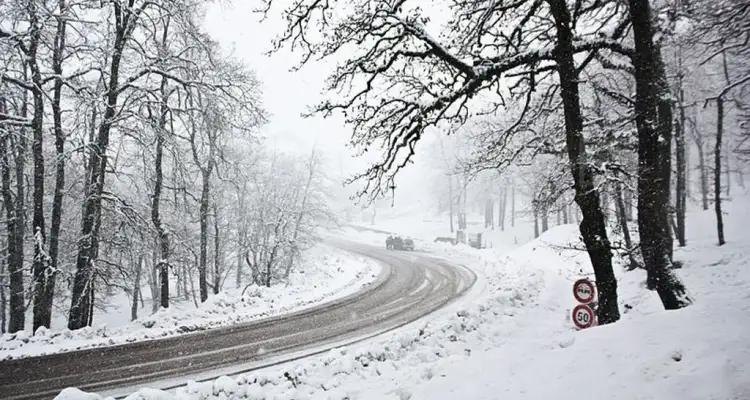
[573,278,596,303]
[572,304,596,329]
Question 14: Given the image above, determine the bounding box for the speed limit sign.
[573,278,596,304]
[572,304,595,329]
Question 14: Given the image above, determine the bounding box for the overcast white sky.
[201,1,445,212]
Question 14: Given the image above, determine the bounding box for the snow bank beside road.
[1,245,380,360]
[54,200,750,399]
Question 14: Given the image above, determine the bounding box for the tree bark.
[499,187,507,231]
[694,131,709,210]
[236,248,243,289]
[485,198,494,229]
[213,202,220,295]
[715,98,726,245]
[0,244,5,334]
[151,41,171,309]
[0,105,24,333]
[69,3,136,329]
[674,74,687,247]
[615,183,640,270]
[45,0,68,334]
[2,92,27,334]
[198,169,211,302]
[131,255,142,321]
[628,0,691,309]
[548,0,620,323]
[26,0,51,333]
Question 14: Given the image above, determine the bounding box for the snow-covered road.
[0,240,475,400]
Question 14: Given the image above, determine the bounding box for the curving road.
[0,240,475,400]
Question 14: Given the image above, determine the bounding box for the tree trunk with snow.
[27,0,53,333]
[69,2,139,329]
[1,92,27,334]
[151,61,171,309]
[45,0,68,333]
[715,98,726,246]
[674,76,687,247]
[131,256,142,321]
[548,0,620,323]
[213,202,221,295]
[628,0,692,310]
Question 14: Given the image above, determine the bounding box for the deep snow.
[53,197,750,399]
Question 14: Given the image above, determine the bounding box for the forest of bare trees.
[268,0,749,324]
[1,0,747,336]
[0,0,331,334]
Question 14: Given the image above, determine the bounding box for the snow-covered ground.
[56,197,750,400]
[1,245,380,361]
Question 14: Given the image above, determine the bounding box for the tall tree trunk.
[0,247,5,334]
[213,202,220,295]
[131,255,142,321]
[674,71,687,247]
[27,0,51,333]
[2,91,27,333]
[628,0,691,309]
[45,0,68,334]
[182,265,189,301]
[499,187,507,231]
[715,98,726,245]
[485,198,494,229]
[69,3,136,329]
[87,280,95,326]
[236,248,243,289]
[548,0,620,323]
[198,169,210,302]
[533,201,539,238]
[695,136,709,210]
[615,183,640,270]
[1,121,18,333]
[148,247,159,313]
[151,68,170,309]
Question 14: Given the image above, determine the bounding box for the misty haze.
[0,0,748,399]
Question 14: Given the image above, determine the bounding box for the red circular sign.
[573,278,596,303]
[572,304,596,329]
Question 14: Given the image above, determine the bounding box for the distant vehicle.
[386,235,412,251]
[393,236,404,250]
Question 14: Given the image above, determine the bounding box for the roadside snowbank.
[55,200,750,399]
[1,245,380,360]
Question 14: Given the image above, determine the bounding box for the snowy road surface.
[0,240,475,400]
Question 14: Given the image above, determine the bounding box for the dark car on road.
[386,235,413,251]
